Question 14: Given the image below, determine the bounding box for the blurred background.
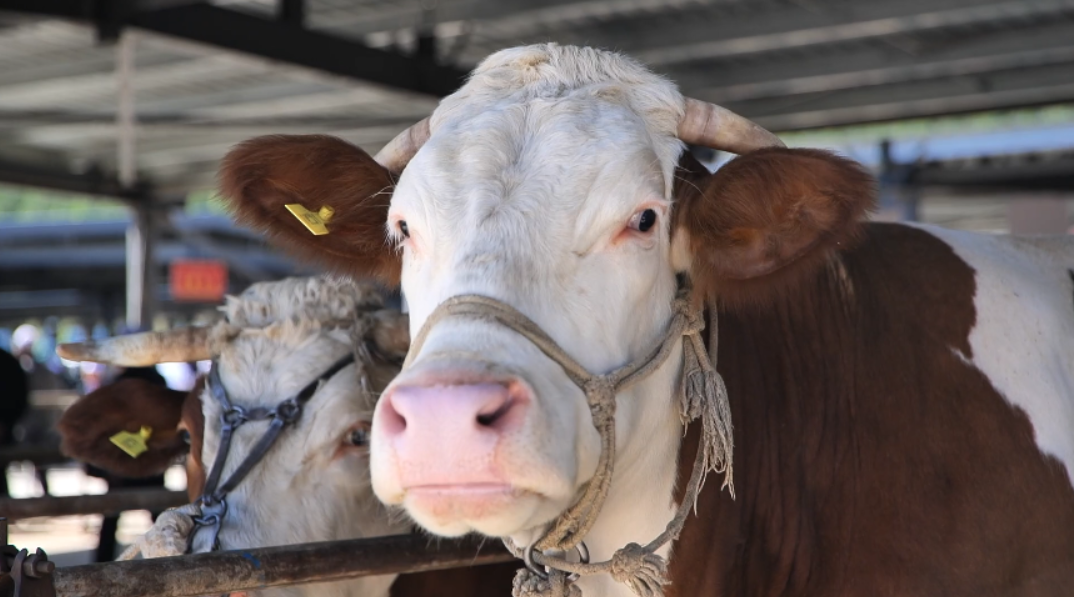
[1,0,1073,565]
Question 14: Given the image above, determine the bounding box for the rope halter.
[403,279,734,597]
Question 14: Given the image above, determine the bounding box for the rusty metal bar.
[0,490,187,520]
[50,534,513,597]
[0,447,68,467]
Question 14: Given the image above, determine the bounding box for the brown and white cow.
[57,275,515,597]
[216,44,1074,596]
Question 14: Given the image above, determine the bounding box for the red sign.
[170,259,228,302]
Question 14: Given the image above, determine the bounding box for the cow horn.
[57,327,212,366]
[374,117,432,174]
[678,98,784,154]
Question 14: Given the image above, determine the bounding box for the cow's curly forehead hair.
[221,275,387,328]
[432,43,687,191]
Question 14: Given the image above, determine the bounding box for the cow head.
[218,45,874,552]
[58,276,413,595]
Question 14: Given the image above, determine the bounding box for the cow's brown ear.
[58,379,190,478]
[218,134,400,286]
[673,147,876,307]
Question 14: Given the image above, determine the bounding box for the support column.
[117,31,154,331]
[875,139,919,223]
[125,202,156,331]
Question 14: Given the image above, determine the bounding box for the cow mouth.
[403,484,543,536]
[408,483,516,495]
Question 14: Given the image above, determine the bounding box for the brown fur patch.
[58,379,189,478]
[673,148,876,309]
[180,376,207,500]
[667,224,1074,596]
[218,135,400,285]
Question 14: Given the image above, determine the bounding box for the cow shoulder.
[218,134,399,285]
[58,378,190,478]
[673,147,876,307]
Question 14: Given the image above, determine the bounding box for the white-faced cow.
[57,275,516,597]
[216,44,1074,597]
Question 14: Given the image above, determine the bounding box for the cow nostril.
[379,394,408,435]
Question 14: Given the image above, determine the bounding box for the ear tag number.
[285,204,335,236]
[110,426,153,458]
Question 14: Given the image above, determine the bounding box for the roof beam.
[130,4,467,97]
[580,0,1074,66]
[307,0,734,40]
[0,1,469,97]
[732,61,1074,131]
[0,156,147,201]
[670,20,1074,102]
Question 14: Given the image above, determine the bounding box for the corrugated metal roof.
[0,0,1071,197]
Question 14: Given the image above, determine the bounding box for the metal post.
[116,31,136,192]
[116,31,155,331]
[877,139,918,223]
[125,203,156,331]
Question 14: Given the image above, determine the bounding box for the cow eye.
[179,430,191,445]
[628,209,658,233]
[398,220,410,238]
[346,426,370,447]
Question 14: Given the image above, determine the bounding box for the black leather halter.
[189,352,356,552]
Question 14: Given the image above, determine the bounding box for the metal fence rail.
[0,447,68,468]
[0,489,188,520]
[30,534,512,597]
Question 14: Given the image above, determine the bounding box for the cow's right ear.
[58,379,190,478]
[672,147,876,308]
[218,135,401,286]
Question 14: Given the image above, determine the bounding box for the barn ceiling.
[1,0,1074,197]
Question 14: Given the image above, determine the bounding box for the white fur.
[196,276,410,597]
[915,224,1074,487]
[372,44,689,597]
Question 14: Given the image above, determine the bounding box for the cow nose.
[380,382,525,435]
[375,380,531,488]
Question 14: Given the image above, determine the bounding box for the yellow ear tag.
[110,426,153,459]
[284,204,335,236]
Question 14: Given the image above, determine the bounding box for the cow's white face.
[192,280,411,597]
[369,46,689,541]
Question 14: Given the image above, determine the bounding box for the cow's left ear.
[672,147,876,306]
[218,134,400,286]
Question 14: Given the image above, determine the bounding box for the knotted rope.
[404,281,733,597]
[116,502,202,560]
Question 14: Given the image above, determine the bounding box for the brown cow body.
[670,221,1074,596]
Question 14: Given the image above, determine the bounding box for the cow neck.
[403,278,734,597]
